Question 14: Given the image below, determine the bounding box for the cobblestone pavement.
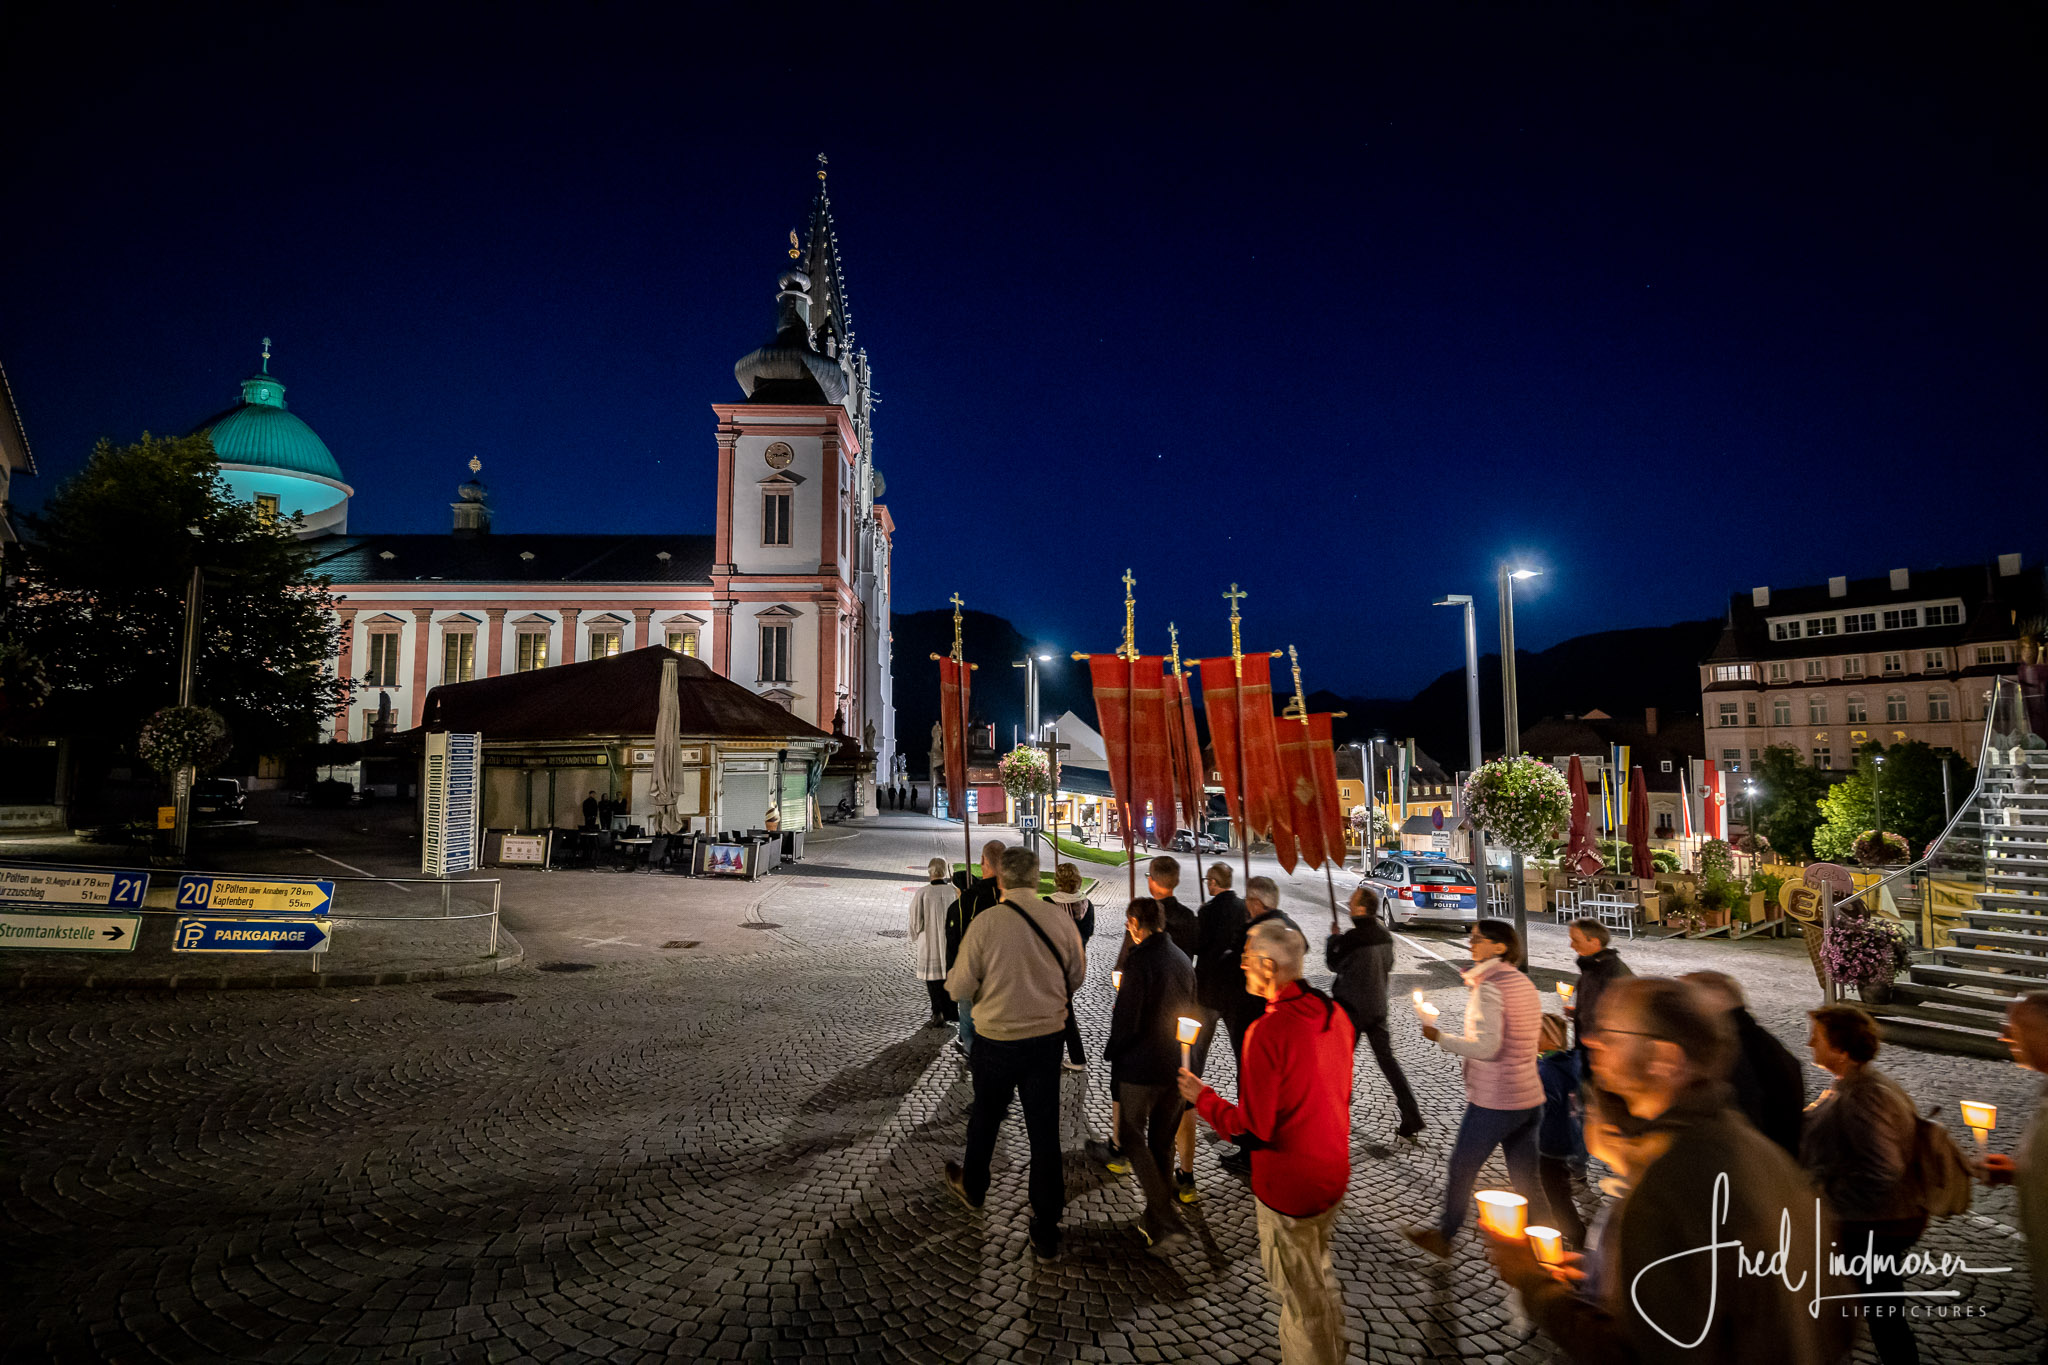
[3,813,2042,1362]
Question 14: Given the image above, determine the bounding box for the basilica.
[198,174,897,793]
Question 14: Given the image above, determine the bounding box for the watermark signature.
[1628,1171,2012,1349]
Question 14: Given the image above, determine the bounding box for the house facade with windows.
[1698,555,2039,773]
[190,174,897,794]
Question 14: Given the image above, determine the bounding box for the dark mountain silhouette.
[893,607,1723,779]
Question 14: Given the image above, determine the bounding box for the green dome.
[200,371,344,482]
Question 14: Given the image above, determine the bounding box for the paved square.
[3,813,2041,1361]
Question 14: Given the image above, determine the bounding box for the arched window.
[1885,691,1909,722]
[1926,691,1950,722]
[1844,693,1868,723]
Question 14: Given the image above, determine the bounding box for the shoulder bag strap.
[1007,901,1075,1023]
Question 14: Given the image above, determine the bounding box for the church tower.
[711,161,894,786]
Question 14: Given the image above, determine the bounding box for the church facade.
[199,175,896,797]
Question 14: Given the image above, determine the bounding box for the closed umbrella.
[1566,755,1603,877]
[1628,765,1654,881]
[648,655,684,834]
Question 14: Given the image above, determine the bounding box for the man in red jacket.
[1179,918,1355,1365]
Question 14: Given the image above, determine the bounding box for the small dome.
[199,372,344,481]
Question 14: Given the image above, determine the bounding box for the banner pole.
[1171,624,1204,890]
[1121,570,1139,904]
[1225,584,1252,887]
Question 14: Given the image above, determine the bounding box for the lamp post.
[1350,739,1374,867]
[1012,651,1054,847]
[1872,752,1886,854]
[1742,779,1759,859]
[1497,565,1542,947]
[1435,593,1486,904]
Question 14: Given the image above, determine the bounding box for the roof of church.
[308,532,714,584]
[193,341,345,481]
[422,645,833,743]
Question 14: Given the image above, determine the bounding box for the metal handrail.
[1834,674,2017,919]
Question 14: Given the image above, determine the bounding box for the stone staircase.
[1867,741,2048,1057]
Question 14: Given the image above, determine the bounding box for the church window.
[365,631,400,687]
[255,493,279,523]
[759,624,791,683]
[442,632,475,684]
[666,630,698,657]
[588,631,621,660]
[517,632,549,672]
[762,490,792,547]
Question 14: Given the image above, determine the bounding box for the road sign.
[173,918,331,953]
[0,911,142,951]
[157,807,176,830]
[0,863,150,909]
[966,790,979,812]
[175,874,334,914]
[1018,815,1039,830]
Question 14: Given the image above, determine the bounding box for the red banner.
[1197,652,1293,866]
[938,657,971,818]
[1275,714,1321,872]
[1309,714,1346,866]
[1089,654,1179,849]
[1167,673,1207,834]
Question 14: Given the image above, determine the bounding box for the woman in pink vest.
[1403,918,1550,1258]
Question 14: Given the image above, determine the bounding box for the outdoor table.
[1581,894,1639,940]
[614,836,654,871]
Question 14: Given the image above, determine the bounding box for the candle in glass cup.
[1557,981,1575,1003]
[1177,1015,1201,1070]
[1475,1190,1528,1238]
[1112,971,1122,991]
[1525,1225,1564,1264]
[1411,989,1439,1023]
[1961,1100,1998,1155]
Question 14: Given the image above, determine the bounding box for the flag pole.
[937,593,973,884]
[1225,584,1253,888]
[1170,622,1203,890]
[1121,569,1139,904]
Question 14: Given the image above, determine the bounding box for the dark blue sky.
[5,2,2041,697]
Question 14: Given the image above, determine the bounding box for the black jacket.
[1231,907,1303,1027]
[1105,932,1196,1086]
[1572,946,1634,1049]
[1115,894,1200,972]
[944,873,1001,967]
[1194,890,1249,1010]
[1326,917,1396,1030]
[1727,1007,1806,1159]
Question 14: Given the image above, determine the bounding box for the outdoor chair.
[590,830,618,869]
[644,836,670,871]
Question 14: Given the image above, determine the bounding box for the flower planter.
[1857,981,1895,1005]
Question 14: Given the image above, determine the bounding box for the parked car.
[192,777,246,819]
[1358,852,1478,925]
[1170,828,1226,853]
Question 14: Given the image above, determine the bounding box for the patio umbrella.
[1565,755,1603,877]
[1628,765,1654,880]
[648,655,685,834]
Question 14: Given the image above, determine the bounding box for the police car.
[1358,851,1479,925]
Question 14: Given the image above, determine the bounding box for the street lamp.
[1497,565,1542,949]
[1435,593,1485,903]
[1013,651,1057,846]
[1872,753,1886,850]
[1742,779,1759,858]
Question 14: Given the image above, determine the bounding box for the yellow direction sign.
[175,874,335,915]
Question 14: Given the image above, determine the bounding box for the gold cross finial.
[817,152,829,181]
[1168,622,1181,674]
[1284,644,1309,723]
[1119,569,1138,660]
[788,229,801,260]
[949,592,964,662]
[260,336,271,374]
[1224,583,1247,677]
[468,456,482,475]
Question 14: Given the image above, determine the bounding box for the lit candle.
[1112,971,1122,991]
[1556,981,1575,1003]
[1411,989,1439,1023]
[1525,1225,1564,1264]
[1476,1190,1527,1238]
[1961,1100,1998,1155]
[1177,1015,1201,1070]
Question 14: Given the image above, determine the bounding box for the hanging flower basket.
[137,706,232,776]
[1852,830,1912,866]
[997,745,1052,799]
[1819,912,1913,988]
[1461,756,1571,857]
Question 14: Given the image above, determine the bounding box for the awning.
[1056,767,1116,798]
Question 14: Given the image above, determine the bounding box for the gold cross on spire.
[949,592,965,662]
[817,152,829,181]
[1224,583,1247,677]
[1119,569,1138,660]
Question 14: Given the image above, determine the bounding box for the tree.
[4,433,347,776]
[1747,745,1831,860]
[1813,740,1966,865]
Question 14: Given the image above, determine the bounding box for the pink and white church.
[199,177,898,792]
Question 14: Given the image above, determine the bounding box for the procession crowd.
[905,841,2048,1365]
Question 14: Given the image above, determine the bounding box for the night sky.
[5,3,2041,697]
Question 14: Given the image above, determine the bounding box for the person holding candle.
[1179,919,1355,1365]
[1482,977,1846,1363]
[1979,990,2048,1356]
[1049,862,1096,1072]
[1088,895,1196,1255]
[1802,1004,1929,1365]
[1403,919,1548,1260]
[943,846,1088,1261]
[1185,862,1251,1202]
[1220,878,1306,1177]
[1326,883,1426,1141]
[1565,918,1632,1061]
[909,857,959,1027]
[1534,1013,1588,1248]
[1102,857,1201,1149]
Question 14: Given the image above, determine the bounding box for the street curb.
[0,930,525,991]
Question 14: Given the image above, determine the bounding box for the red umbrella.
[1565,755,1603,877]
[1628,765,1654,880]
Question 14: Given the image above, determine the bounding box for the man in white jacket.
[909,857,956,1026]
